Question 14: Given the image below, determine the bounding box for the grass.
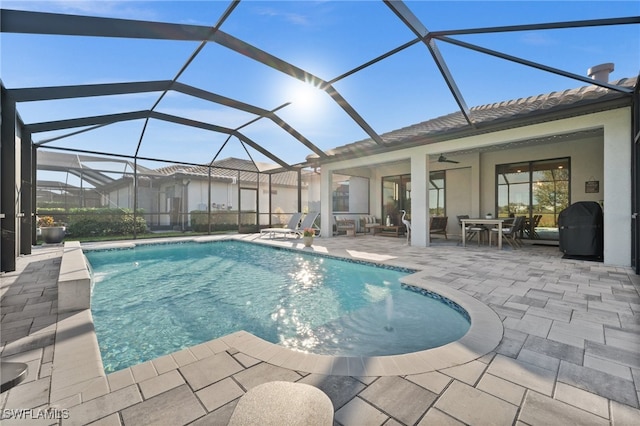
[36,230,236,244]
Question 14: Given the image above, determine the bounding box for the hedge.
[38,208,147,237]
[190,210,256,232]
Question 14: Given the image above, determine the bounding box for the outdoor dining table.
[460,218,506,250]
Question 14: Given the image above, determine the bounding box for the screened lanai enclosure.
[36,150,322,237]
[2,1,639,272]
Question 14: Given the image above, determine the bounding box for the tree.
[533,170,569,223]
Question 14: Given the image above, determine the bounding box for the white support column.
[470,152,481,218]
[411,153,429,246]
[320,167,333,238]
[603,111,632,266]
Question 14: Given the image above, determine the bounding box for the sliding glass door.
[382,171,446,225]
[382,174,411,225]
[497,158,570,240]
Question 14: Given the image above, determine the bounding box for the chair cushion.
[491,227,513,232]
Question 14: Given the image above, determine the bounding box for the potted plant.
[38,216,66,244]
[485,213,493,219]
[302,228,315,247]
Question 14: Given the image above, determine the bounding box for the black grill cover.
[558,201,603,258]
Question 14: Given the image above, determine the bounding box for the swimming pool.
[86,240,470,373]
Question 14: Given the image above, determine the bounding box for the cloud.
[520,32,556,47]
[254,6,312,27]
[2,1,162,21]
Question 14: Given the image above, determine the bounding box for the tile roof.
[155,157,304,187]
[317,77,637,161]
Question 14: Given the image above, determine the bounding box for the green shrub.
[190,210,257,232]
[190,210,238,232]
[63,208,147,237]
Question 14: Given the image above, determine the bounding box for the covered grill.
[558,201,604,259]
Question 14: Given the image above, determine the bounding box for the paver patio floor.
[1,234,639,425]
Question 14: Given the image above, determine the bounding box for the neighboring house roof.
[156,157,259,175]
[35,151,303,191]
[155,157,305,187]
[312,76,637,163]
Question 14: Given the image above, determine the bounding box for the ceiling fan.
[437,154,459,164]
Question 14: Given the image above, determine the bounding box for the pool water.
[86,241,470,373]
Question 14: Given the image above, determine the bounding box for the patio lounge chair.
[261,211,319,239]
[260,212,302,239]
[294,211,320,238]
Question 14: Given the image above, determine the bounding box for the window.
[382,171,445,221]
[332,173,370,213]
[332,180,349,212]
[429,171,445,216]
[382,174,411,224]
[497,158,570,240]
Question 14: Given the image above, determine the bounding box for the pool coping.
[68,235,502,385]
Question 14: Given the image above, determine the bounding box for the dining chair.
[524,214,542,239]
[457,215,487,246]
[490,216,525,248]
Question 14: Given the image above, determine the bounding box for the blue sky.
[2,0,639,171]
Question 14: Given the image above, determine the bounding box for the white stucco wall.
[348,176,370,213]
[106,187,133,209]
[602,110,632,266]
[262,188,300,225]
[443,166,473,237]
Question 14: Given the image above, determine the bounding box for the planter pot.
[41,226,65,244]
[302,236,314,247]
